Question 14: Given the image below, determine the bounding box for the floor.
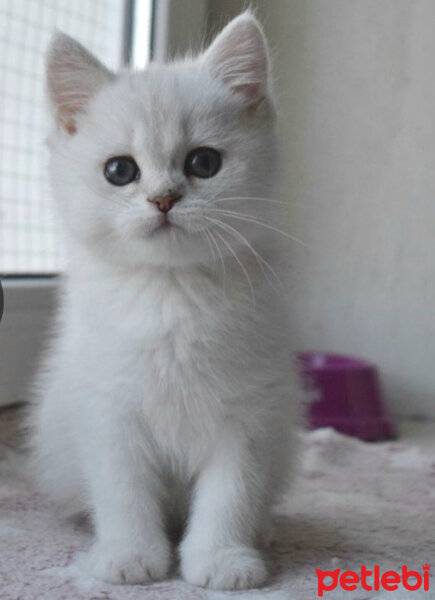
[0,406,434,600]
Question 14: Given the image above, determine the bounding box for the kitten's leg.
[82,416,170,584]
[180,424,271,590]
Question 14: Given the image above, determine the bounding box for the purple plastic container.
[297,352,395,441]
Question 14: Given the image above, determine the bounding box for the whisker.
[207,228,227,294]
[211,228,256,308]
[209,196,286,206]
[208,196,314,208]
[204,216,283,291]
[207,209,308,247]
[200,229,217,265]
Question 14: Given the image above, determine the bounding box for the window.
[0,0,203,408]
[0,0,152,274]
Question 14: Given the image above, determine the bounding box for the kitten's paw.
[84,539,170,584]
[181,545,267,590]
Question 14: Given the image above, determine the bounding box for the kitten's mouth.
[150,214,181,235]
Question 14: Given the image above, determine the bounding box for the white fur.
[29,12,302,591]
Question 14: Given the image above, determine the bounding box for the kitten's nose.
[148,193,182,213]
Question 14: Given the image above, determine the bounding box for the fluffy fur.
[29,12,302,591]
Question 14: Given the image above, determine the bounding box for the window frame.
[0,0,208,408]
[0,0,155,407]
[0,277,58,406]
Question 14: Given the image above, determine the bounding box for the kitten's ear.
[47,33,114,134]
[202,11,270,111]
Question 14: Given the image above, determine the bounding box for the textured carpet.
[0,407,434,600]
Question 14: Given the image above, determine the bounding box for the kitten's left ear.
[202,11,271,111]
[47,33,114,134]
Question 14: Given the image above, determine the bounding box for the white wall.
[157,0,208,60]
[208,1,435,417]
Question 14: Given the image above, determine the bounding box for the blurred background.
[1,0,435,426]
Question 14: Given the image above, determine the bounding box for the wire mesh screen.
[0,0,126,274]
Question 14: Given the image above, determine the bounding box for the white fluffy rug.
[0,408,434,600]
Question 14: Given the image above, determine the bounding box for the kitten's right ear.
[47,33,114,134]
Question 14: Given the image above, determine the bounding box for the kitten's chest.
[105,269,242,403]
[133,282,232,463]
[78,268,266,466]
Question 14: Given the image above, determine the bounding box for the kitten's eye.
[104,156,140,186]
[184,147,221,179]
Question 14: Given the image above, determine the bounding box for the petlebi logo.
[316,564,431,596]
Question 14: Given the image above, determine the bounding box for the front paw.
[84,539,170,584]
[181,544,267,590]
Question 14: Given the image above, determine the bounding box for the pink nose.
[148,193,182,213]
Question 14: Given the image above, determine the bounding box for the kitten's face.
[48,14,280,268]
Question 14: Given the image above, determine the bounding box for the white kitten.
[29,12,302,591]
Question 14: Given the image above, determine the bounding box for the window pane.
[0,0,126,274]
